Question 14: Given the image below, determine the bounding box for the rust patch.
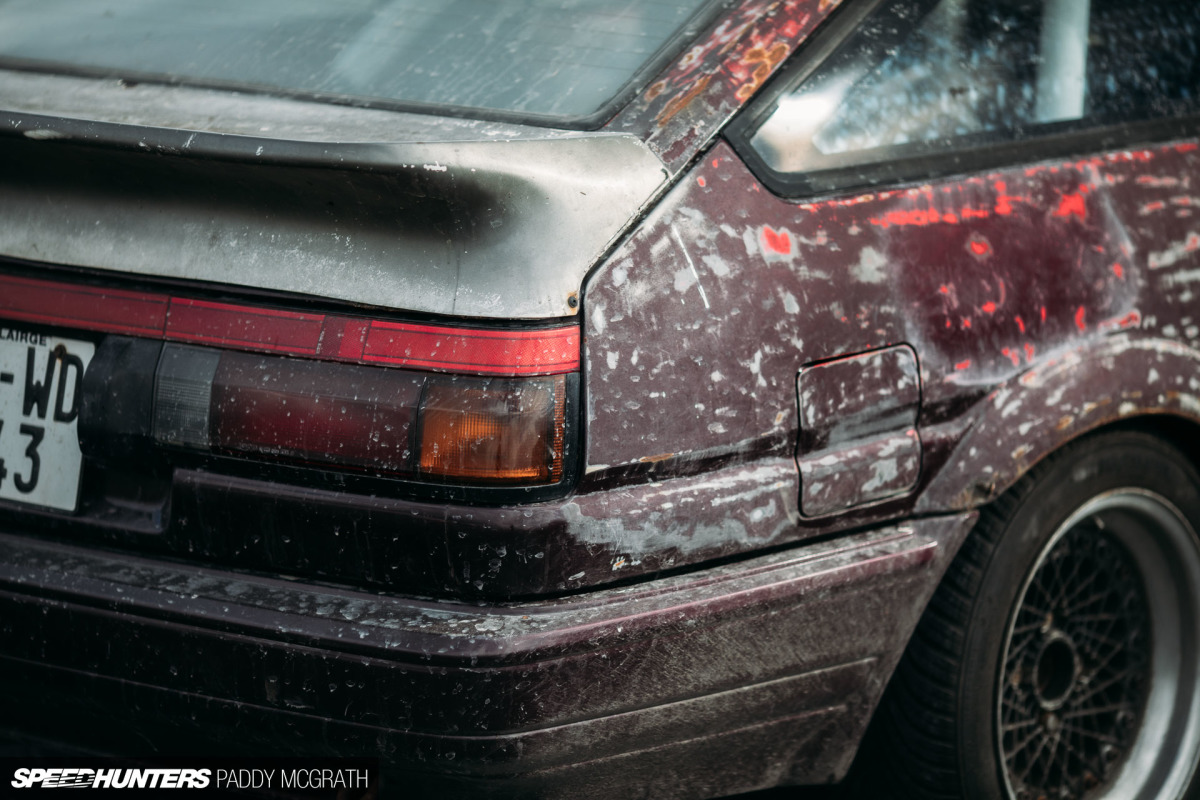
[734,42,789,102]
[655,74,713,127]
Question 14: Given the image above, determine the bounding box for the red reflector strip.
[0,273,579,375]
[363,321,580,375]
[0,274,167,336]
[165,298,324,355]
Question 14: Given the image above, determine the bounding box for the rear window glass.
[0,0,712,120]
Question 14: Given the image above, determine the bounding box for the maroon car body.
[0,0,1198,797]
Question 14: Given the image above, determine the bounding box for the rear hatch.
[0,0,698,598]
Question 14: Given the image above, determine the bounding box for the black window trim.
[727,0,1200,199]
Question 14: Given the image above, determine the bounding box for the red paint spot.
[982,301,997,314]
[1187,232,1200,253]
[1015,316,1026,334]
[1024,343,1036,362]
[869,208,942,228]
[1178,143,1200,153]
[762,226,791,254]
[697,177,707,187]
[1054,192,1087,221]
[712,158,720,168]
[1142,200,1166,213]
[961,207,991,220]
[1113,263,1124,280]
[1041,306,1047,323]
[1001,347,1020,367]
[969,239,991,256]
[945,319,952,329]
[943,213,959,224]
[954,360,971,371]
[994,181,1025,216]
[962,318,972,329]
[938,285,951,295]
[1075,306,1086,331]
[1100,310,1143,331]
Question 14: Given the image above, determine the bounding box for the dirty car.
[1,0,1200,798]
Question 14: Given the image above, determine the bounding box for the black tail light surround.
[0,269,582,505]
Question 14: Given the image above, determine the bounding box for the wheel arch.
[918,335,1200,515]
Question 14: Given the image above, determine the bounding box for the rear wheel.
[874,431,1200,799]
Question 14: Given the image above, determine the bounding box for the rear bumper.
[0,512,975,798]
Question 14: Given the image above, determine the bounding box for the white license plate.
[0,328,95,512]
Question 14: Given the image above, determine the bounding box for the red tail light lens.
[210,352,425,473]
[152,344,573,486]
[418,375,567,483]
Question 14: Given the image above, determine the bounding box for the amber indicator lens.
[418,374,566,483]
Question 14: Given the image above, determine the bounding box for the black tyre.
[873,431,1200,800]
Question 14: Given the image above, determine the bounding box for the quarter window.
[749,0,1200,183]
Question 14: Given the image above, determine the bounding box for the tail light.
[418,374,567,483]
[148,345,572,487]
[0,271,583,489]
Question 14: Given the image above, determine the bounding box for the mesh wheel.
[864,432,1200,800]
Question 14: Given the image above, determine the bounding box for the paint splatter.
[1054,192,1087,221]
[762,226,791,255]
[969,239,992,256]
[1075,306,1087,331]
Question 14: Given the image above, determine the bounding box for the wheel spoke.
[1061,721,1123,745]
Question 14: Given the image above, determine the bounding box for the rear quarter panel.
[580,137,1200,568]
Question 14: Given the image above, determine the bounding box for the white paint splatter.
[851,246,888,284]
[744,349,767,388]
[673,224,710,310]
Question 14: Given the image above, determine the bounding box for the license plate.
[0,328,95,512]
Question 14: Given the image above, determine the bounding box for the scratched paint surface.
[580,136,1200,578]
[606,0,842,172]
[797,345,921,516]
